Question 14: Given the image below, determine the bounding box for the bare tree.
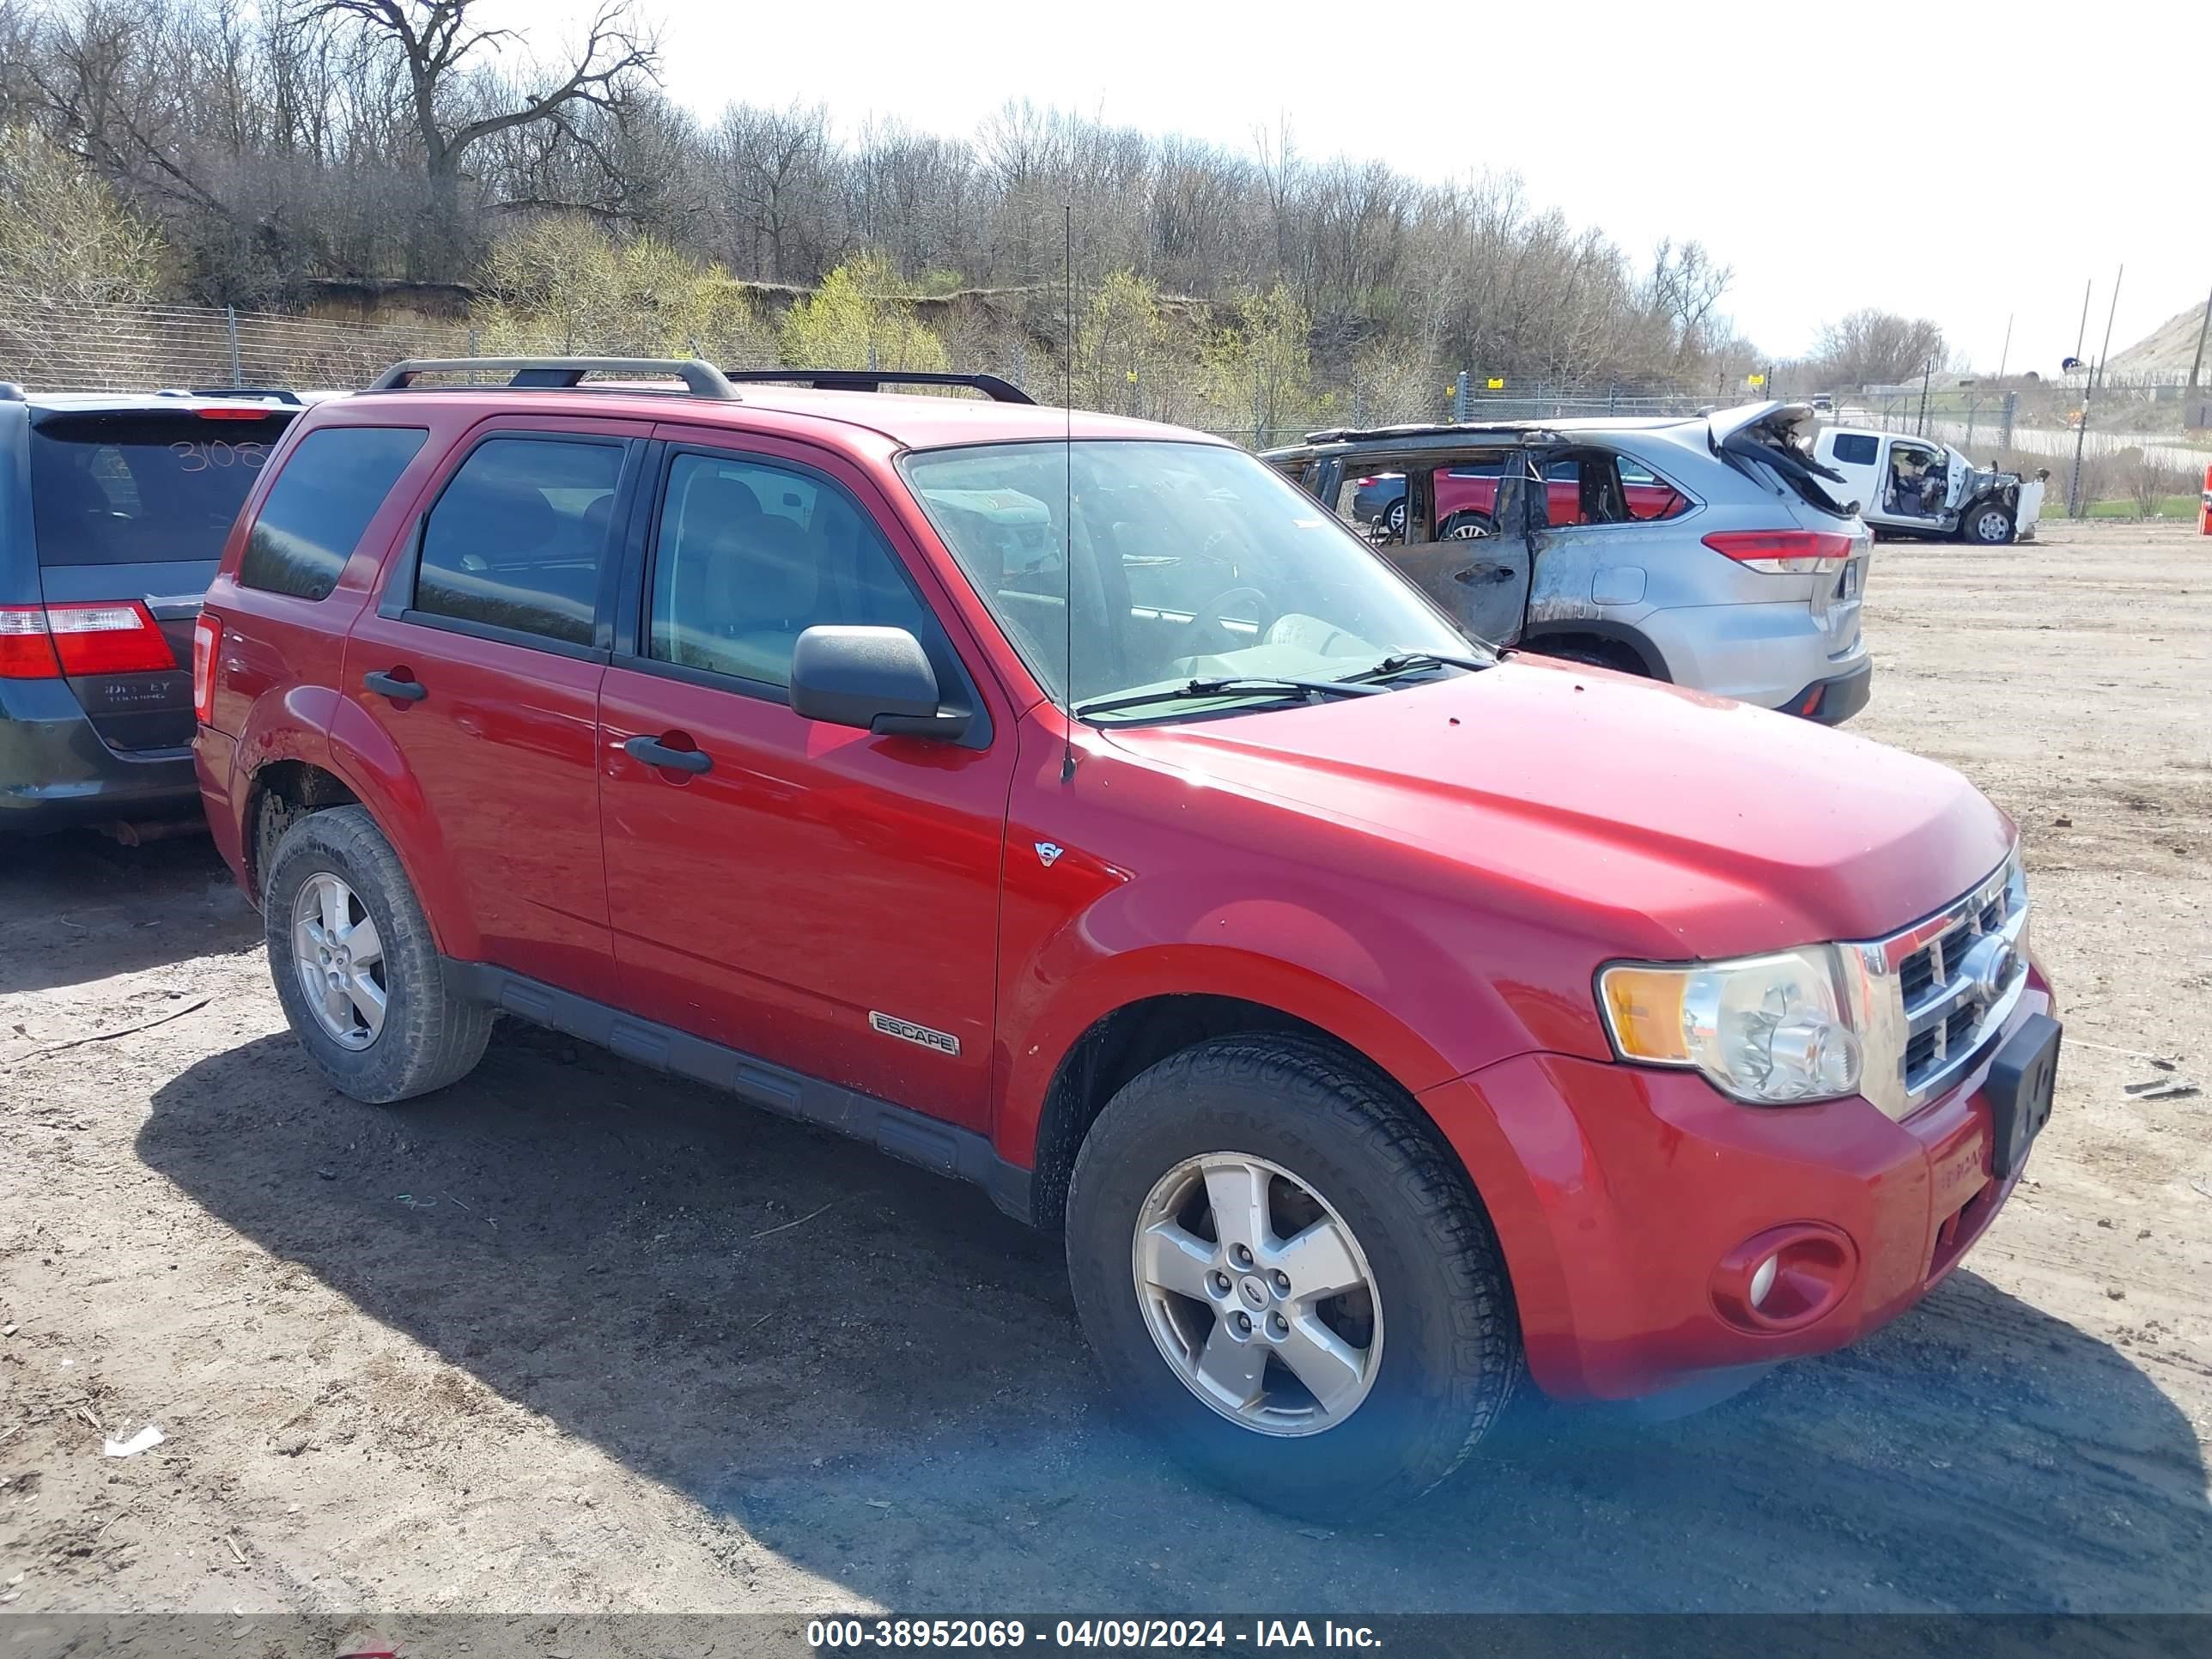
[1816,309,1948,389]
[1646,239,1732,368]
[299,0,658,269]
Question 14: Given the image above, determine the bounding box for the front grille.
[1894,858,2027,1103]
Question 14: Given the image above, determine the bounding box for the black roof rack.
[155,386,305,404]
[368,357,740,399]
[718,369,1034,404]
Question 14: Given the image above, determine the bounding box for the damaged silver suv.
[1263,401,1875,723]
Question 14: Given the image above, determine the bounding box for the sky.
[523,0,2209,373]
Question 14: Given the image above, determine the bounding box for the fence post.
[1452,371,1469,422]
[224,305,241,387]
[2001,392,2016,450]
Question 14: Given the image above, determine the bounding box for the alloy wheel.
[1130,1152,1383,1436]
[290,871,387,1050]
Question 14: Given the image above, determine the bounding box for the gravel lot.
[2,520,2208,1621]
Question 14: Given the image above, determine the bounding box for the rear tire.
[1065,1036,1521,1521]
[263,805,491,1105]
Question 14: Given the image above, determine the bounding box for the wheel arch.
[242,699,475,960]
[1517,619,1670,679]
[1015,969,1487,1238]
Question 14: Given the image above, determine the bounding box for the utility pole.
[1994,313,2013,384]
[2073,279,2094,364]
[2186,279,2212,397]
[1917,359,1933,435]
[2069,264,2124,517]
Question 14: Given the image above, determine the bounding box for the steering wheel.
[1186,585,1276,655]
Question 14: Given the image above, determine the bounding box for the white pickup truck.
[1810,425,2047,545]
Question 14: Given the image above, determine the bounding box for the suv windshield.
[902,440,1477,720]
[29,412,290,566]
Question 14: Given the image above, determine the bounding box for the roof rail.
[155,386,304,404]
[718,368,1035,404]
[368,357,740,399]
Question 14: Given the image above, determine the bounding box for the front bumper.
[0,683,204,834]
[1419,970,2054,1401]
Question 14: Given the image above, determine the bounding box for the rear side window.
[1541,450,1689,526]
[414,437,624,647]
[240,426,428,601]
[1832,433,1879,465]
[30,414,289,566]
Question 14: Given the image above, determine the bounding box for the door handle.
[1453,564,1516,585]
[363,669,427,702]
[624,733,713,775]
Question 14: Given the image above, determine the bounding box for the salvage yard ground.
[1,520,2209,1620]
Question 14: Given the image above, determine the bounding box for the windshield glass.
[902,441,1477,720]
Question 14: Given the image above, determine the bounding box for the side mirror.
[789,625,969,741]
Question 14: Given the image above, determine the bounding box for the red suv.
[193,357,2061,1519]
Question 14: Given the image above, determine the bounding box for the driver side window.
[647,451,949,691]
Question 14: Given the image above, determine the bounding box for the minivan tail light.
[1702,530,1855,574]
[0,601,176,677]
[0,608,64,678]
[192,612,222,723]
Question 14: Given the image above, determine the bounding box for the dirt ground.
[2,520,2209,1623]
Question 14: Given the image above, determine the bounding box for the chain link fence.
[7,291,2201,517]
[0,288,482,392]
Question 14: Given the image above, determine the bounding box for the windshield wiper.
[1073,676,1389,720]
[1346,649,1495,683]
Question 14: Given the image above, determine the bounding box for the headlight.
[1599,946,1864,1104]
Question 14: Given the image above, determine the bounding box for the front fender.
[995,939,1482,1168]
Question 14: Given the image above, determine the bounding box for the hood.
[1104,659,2014,960]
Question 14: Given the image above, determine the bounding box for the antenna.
[1060,202,1077,784]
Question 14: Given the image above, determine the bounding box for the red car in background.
[1352,458,1688,538]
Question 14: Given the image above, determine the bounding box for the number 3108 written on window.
[167,440,270,472]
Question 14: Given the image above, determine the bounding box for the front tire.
[1065,1036,1521,1520]
[1962,502,2015,544]
[263,805,491,1104]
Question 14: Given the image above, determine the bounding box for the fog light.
[1711,1222,1858,1333]
[1748,1254,1779,1310]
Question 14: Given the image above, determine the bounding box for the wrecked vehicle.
[1264,402,1875,724]
[1810,425,2045,546]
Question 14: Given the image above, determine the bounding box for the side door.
[1820,431,1883,518]
[1942,445,1975,513]
[1384,450,1540,647]
[344,422,644,1002]
[595,433,1015,1131]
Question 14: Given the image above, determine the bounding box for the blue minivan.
[0,386,312,834]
